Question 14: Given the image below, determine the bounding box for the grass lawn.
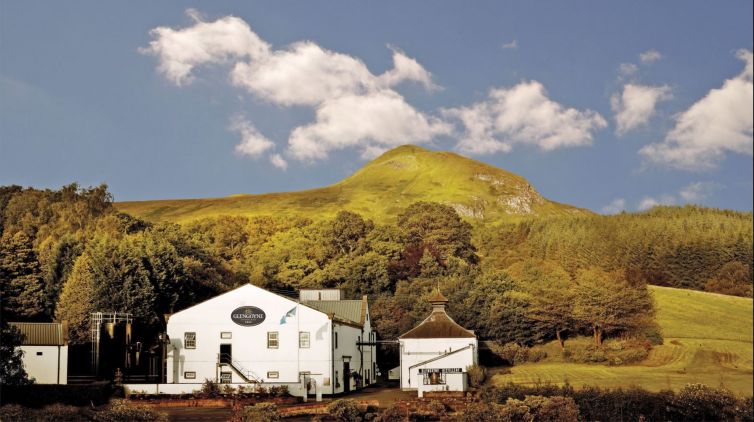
[492,286,753,395]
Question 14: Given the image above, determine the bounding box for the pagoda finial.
[428,287,448,311]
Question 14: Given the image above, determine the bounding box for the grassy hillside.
[492,286,754,395]
[115,145,586,224]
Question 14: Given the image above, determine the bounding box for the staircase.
[218,353,262,383]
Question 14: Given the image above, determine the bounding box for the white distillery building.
[398,289,477,397]
[162,284,377,397]
[10,322,68,384]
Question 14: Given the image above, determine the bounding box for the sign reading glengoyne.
[230,306,266,326]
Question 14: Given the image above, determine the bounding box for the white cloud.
[611,84,672,135]
[640,49,753,171]
[444,81,607,154]
[502,40,518,50]
[601,198,626,214]
[637,181,721,211]
[638,194,676,211]
[144,10,445,165]
[288,91,451,161]
[139,9,270,86]
[269,153,288,170]
[679,181,720,202]
[377,47,439,91]
[618,63,639,79]
[230,117,274,157]
[639,49,663,64]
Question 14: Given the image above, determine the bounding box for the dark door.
[343,362,350,393]
[220,344,232,364]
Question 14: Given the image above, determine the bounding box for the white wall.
[20,345,67,384]
[418,373,467,397]
[166,284,376,396]
[399,338,477,390]
[124,382,306,397]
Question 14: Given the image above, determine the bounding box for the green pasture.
[492,286,754,395]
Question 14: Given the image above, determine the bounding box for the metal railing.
[218,353,261,383]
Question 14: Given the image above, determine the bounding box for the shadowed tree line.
[1,185,750,359]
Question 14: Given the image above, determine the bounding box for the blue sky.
[1,1,752,213]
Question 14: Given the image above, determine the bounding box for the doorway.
[343,361,350,393]
[220,344,232,364]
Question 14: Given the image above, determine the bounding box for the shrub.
[527,349,547,363]
[457,401,532,422]
[268,384,289,397]
[669,383,740,421]
[636,320,664,345]
[488,342,532,365]
[238,403,281,422]
[563,343,607,363]
[466,364,488,388]
[380,403,409,422]
[36,404,83,422]
[200,379,221,398]
[425,400,446,417]
[0,382,113,407]
[0,404,33,422]
[738,396,754,422]
[519,395,579,422]
[91,399,168,422]
[222,384,236,395]
[327,399,362,421]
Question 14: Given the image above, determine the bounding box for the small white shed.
[10,322,68,384]
[398,289,477,397]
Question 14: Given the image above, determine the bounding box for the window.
[267,371,279,379]
[267,332,279,349]
[422,371,445,385]
[184,332,196,349]
[220,332,232,339]
[299,331,310,348]
[36,352,43,356]
[220,372,232,384]
[334,332,338,349]
[184,371,196,379]
[335,370,340,388]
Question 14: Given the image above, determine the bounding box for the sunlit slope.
[115,145,587,223]
[493,286,754,395]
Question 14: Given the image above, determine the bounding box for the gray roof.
[9,322,66,346]
[303,299,366,326]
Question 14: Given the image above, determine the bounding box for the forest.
[1,184,751,355]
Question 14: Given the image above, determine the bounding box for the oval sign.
[231,306,266,326]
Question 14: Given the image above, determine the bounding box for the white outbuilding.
[10,322,68,384]
[163,284,377,397]
[398,289,477,397]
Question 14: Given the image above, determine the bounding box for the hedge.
[0,382,113,407]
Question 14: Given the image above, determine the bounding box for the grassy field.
[115,145,585,224]
[492,286,754,395]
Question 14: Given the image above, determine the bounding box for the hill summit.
[115,145,587,223]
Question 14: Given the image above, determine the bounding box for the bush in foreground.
[236,402,281,422]
[327,399,362,421]
[457,395,578,422]
[669,383,743,421]
[466,364,488,388]
[478,382,753,422]
[91,399,167,422]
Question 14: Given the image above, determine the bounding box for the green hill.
[115,145,587,223]
[493,286,754,395]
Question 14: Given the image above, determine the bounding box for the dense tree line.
[1,185,750,357]
[477,206,753,296]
